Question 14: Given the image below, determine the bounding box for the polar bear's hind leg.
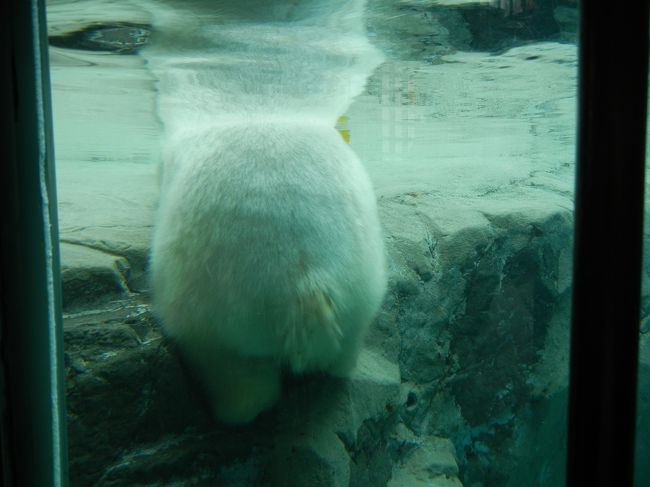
[278,282,371,378]
[180,343,282,425]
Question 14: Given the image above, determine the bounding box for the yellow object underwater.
[336,115,350,143]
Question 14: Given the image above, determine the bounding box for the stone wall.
[63,194,574,486]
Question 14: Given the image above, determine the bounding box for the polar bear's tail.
[280,286,345,374]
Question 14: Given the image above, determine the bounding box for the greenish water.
[45,1,647,486]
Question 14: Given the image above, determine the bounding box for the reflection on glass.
[47,0,578,485]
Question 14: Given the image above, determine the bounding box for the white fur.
[147,0,386,424]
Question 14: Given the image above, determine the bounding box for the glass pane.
[47,0,577,485]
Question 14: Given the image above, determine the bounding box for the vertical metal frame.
[568,1,649,486]
[0,0,68,486]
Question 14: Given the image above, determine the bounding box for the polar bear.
[147,0,386,424]
[151,122,386,423]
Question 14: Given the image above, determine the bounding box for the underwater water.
[45,0,647,486]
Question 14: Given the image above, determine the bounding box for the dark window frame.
[567,1,649,486]
[1,0,68,486]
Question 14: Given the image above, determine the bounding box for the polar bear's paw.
[184,345,282,425]
[210,373,281,425]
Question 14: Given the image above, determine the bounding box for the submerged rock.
[387,424,461,487]
[49,22,151,54]
[366,0,577,63]
[379,193,573,487]
[62,191,574,486]
[60,242,131,309]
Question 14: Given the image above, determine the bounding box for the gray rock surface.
[62,192,572,486]
[366,0,572,62]
[380,195,573,487]
[60,242,131,309]
[387,424,461,487]
[64,294,404,486]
